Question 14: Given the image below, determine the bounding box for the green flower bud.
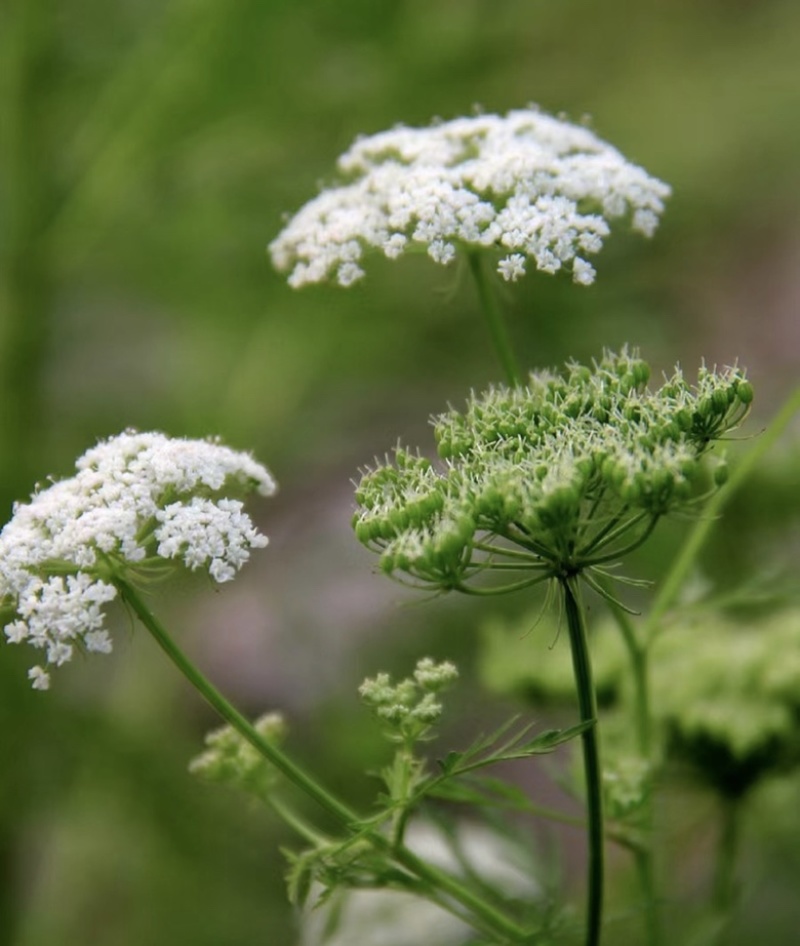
[353,351,751,590]
[711,388,730,413]
[736,380,754,405]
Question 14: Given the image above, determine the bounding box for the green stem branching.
[645,386,800,640]
[117,578,528,944]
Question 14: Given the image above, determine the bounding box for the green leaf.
[439,750,465,775]
[283,848,314,908]
[502,719,594,758]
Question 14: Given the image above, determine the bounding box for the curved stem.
[118,578,359,826]
[117,579,528,943]
[645,386,800,640]
[466,251,522,386]
[391,845,528,942]
[579,508,638,557]
[472,540,548,563]
[456,572,552,596]
[265,795,330,848]
[580,515,659,569]
[561,576,604,946]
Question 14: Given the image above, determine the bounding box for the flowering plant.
[3,104,798,946]
[0,431,275,689]
[270,108,670,289]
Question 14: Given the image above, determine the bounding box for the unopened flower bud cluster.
[270,108,670,289]
[359,657,459,743]
[189,712,287,797]
[354,350,752,590]
[0,431,276,689]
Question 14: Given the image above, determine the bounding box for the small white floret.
[337,262,365,286]
[497,254,527,282]
[28,666,50,690]
[572,258,596,286]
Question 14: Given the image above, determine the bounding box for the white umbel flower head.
[269,107,671,288]
[0,431,276,689]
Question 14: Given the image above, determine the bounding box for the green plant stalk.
[712,798,739,920]
[117,579,528,944]
[467,251,522,386]
[603,587,660,946]
[645,385,800,638]
[561,576,604,946]
[633,841,660,946]
[605,600,650,759]
[265,795,330,848]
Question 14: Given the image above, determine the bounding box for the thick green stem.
[117,579,527,943]
[561,577,604,946]
[466,252,522,386]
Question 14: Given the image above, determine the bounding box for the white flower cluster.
[0,431,276,689]
[269,108,671,288]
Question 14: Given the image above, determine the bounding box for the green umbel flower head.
[359,657,459,745]
[354,350,751,596]
[653,609,800,797]
[189,712,287,798]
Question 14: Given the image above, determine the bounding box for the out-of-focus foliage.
[1,1,798,944]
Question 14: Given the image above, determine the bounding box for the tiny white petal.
[85,630,113,654]
[337,262,365,286]
[497,254,526,282]
[28,666,50,690]
[572,258,596,285]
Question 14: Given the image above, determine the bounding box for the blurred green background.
[1,1,799,943]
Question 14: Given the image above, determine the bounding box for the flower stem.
[466,251,522,386]
[117,579,528,944]
[712,799,739,919]
[645,385,800,640]
[606,600,650,757]
[118,578,360,825]
[561,576,604,946]
[602,586,661,946]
